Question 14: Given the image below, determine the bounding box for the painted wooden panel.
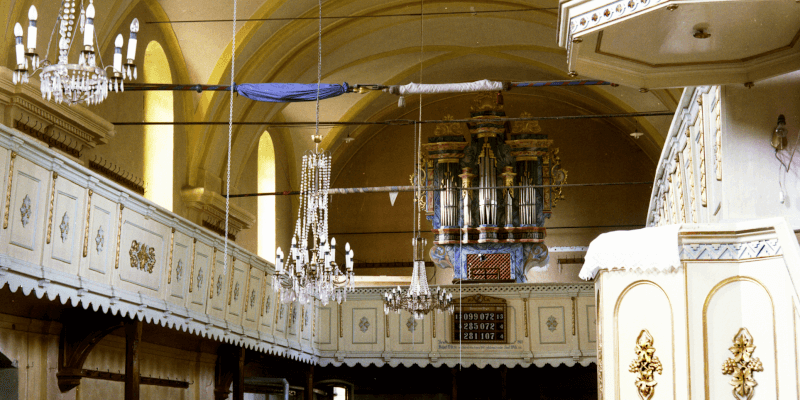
[5,157,49,265]
[187,241,212,313]
[166,231,192,305]
[242,267,264,330]
[206,253,231,320]
[224,259,249,324]
[82,193,118,284]
[114,209,169,296]
[42,177,84,274]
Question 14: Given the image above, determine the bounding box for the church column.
[124,319,142,400]
[305,364,314,400]
[450,368,458,400]
[233,346,245,400]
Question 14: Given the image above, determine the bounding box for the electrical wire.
[145,6,557,24]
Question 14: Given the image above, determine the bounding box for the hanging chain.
[315,0,322,152]
[224,0,237,275]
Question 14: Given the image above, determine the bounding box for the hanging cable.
[223,0,237,275]
[145,6,558,24]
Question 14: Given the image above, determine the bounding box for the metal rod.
[329,225,646,235]
[146,7,558,24]
[226,181,652,198]
[122,79,615,92]
[113,111,673,127]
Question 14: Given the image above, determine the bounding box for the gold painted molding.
[3,151,16,229]
[114,205,123,269]
[189,238,197,292]
[167,228,175,284]
[628,329,663,400]
[46,172,58,244]
[209,248,217,299]
[82,189,93,257]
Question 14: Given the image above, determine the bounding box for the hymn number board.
[452,294,507,344]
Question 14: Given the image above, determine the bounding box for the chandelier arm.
[44,15,60,64]
[93,25,105,68]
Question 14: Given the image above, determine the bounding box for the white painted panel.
[538,306,566,344]
[225,260,248,323]
[242,268,263,328]
[616,282,675,400]
[317,307,332,345]
[188,242,211,312]
[45,178,84,273]
[352,308,377,344]
[167,232,191,303]
[399,311,425,345]
[260,283,274,329]
[84,194,117,282]
[705,279,776,400]
[6,158,49,264]
[301,305,312,341]
[206,254,231,319]
[115,209,169,296]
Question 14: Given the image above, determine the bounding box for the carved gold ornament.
[722,328,763,400]
[129,240,156,273]
[628,329,663,400]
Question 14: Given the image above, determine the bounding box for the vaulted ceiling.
[1,0,678,234]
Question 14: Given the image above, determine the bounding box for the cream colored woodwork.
[242,265,264,331]
[4,156,49,265]
[319,285,595,368]
[113,207,169,297]
[205,252,231,321]
[167,230,192,305]
[42,176,85,275]
[317,306,334,349]
[224,258,249,325]
[81,193,118,284]
[188,240,212,314]
[557,0,800,88]
[594,219,800,400]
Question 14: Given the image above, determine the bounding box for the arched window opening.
[258,132,276,262]
[143,41,173,211]
[0,351,18,400]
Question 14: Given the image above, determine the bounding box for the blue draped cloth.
[234,82,349,102]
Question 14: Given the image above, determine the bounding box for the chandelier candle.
[10,2,139,105]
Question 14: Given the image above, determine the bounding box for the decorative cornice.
[679,239,782,261]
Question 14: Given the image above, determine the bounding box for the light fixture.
[630,119,644,139]
[11,1,139,105]
[274,135,355,306]
[693,29,711,39]
[383,236,454,320]
[772,114,788,151]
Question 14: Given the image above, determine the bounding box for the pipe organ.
[424,93,567,282]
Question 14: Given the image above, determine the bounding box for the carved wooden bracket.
[57,312,124,392]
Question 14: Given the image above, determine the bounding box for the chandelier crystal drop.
[12,1,139,105]
[384,237,454,320]
[274,136,355,306]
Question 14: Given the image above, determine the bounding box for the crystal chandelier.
[12,1,139,105]
[384,237,454,320]
[274,135,355,306]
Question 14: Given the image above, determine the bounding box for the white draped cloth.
[578,224,682,280]
[395,79,504,95]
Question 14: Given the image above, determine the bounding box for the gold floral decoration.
[628,329,663,400]
[722,328,763,400]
